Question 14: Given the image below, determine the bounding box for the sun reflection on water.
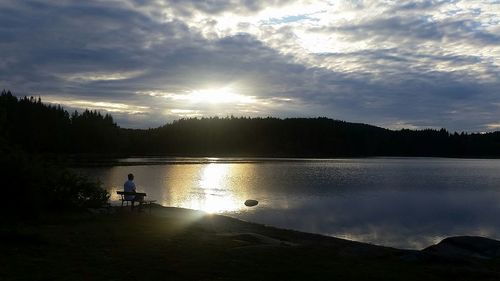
[183,164,242,213]
[85,163,255,214]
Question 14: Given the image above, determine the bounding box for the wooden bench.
[116,191,156,213]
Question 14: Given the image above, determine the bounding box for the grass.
[2,206,500,281]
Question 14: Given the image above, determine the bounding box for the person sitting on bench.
[123,173,144,208]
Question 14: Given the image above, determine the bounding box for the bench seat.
[117,191,156,213]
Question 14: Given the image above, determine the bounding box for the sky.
[1,0,499,131]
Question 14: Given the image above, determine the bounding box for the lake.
[77,157,500,249]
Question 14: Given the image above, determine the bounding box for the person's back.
[123,173,136,201]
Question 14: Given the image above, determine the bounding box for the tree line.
[2,89,500,158]
[1,90,111,217]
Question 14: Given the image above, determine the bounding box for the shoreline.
[107,204,500,263]
[4,205,500,280]
[147,204,500,255]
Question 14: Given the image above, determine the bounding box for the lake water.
[77,157,500,249]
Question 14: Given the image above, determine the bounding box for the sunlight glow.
[196,164,240,213]
[159,164,251,214]
[137,89,298,119]
[141,87,258,105]
[185,87,256,104]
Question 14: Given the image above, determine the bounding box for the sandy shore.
[3,204,500,280]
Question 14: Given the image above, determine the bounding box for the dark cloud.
[130,0,292,17]
[394,0,450,11]
[323,15,500,46]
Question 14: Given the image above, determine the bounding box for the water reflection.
[77,158,500,249]
[182,164,241,213]
[85,163,253,214]
[234,190,500,249]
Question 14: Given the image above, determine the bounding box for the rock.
[244,199,258,207]
[423,236,500,260]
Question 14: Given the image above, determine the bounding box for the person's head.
[128,173,134,181]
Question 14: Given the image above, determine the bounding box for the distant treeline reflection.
[2,90,500,157]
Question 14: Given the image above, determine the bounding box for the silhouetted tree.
[2,89,500,158]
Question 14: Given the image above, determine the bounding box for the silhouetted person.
[124,173,136,197]
[124,173,143,208]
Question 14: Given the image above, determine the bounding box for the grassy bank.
[2,206,500,281]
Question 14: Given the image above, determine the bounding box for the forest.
[2,89,500,158]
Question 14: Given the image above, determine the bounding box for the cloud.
[0,0,499,131]
[44,97,150,114]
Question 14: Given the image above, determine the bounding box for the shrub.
[1,144,109,219]
[46,169,109,210]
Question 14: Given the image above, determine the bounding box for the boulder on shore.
[423,236,500,259]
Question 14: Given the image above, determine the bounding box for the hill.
[2,90,500,157]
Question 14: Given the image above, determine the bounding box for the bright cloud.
[59,71,144,82]
[44,97,150,114]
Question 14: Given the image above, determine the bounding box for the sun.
[186,87,255,104]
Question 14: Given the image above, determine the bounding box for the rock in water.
[244,199,258,207]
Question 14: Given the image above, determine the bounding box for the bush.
[1,144,109,219]
[46,169,109,210]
